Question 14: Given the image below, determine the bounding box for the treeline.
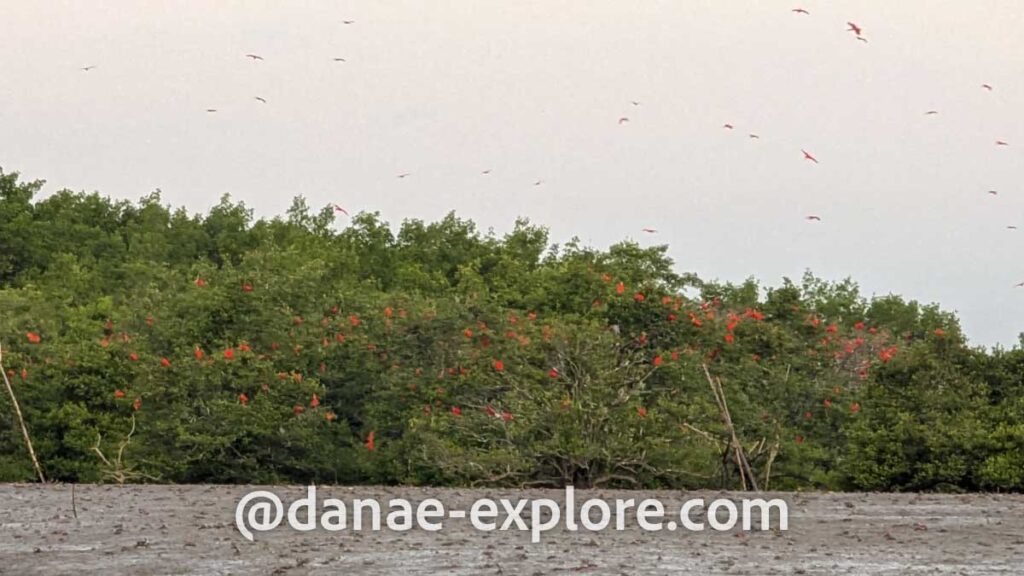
[1,168,1022,491]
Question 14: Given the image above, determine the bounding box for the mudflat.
[1,484,1022,575]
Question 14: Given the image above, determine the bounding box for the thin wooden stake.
[0,342,46,483]
[703,363,758,491]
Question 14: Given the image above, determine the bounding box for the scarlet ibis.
[333,204,349,216]
[802,149,818,163]
[847,22,862,36]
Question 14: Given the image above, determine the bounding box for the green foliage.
[0,167,1021,491]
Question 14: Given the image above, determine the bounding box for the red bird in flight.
[333,204,349,216]
[802,149,818,163]
[847,22,863,36]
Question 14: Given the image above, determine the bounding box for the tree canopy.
[2,168,1022,491]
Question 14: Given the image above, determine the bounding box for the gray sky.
[2,1,1022,347]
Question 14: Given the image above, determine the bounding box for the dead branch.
[0,342,47,482]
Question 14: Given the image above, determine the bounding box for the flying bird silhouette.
[254,97,266,103]
[1016,281,1024,288]
[533,180,543,186]
[996,140,1010,146]
[1008,225,1018,230]
[333,58,346,62]
[245,54,263,61]
[806,215,822,221]
[332,204,349,216]
[988,190,999,196]
[206,108,218,113]
[397,173,410,179]
[481,169,491,175]
[749,134,760,139]
[723,123,735,130]
[618,117,629,124]
[80,65,97,71]
[802,149,819,163]
[847,22,863,36]
[792,8,810,14]
[982,84,993,91]
[857,36,868,43]
[642,228,658,233]
[630,100,641,106]
[925,110,939,115]
[342,20,355,24]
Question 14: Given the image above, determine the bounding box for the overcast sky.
[1,1,1022,347]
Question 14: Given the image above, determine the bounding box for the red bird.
[332,204,349,216]
[847,22,862,36]
[792,8,809,14]
[365,430,375,451]
[26,331,41,344]
[802,149,818,163]
[996,140,1009,146]
[806,215,822,221]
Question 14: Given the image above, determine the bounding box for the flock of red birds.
[71,8,1022,290]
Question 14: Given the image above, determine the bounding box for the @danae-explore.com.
[235,486,789,543]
